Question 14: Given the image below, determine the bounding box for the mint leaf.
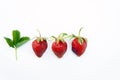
[4,37,14,48]
[12,30,20,45]
[15,37,30,48]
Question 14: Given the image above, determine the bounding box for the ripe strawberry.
[71,27,87,57]
[32,30,47,57]
[51,33,67,58]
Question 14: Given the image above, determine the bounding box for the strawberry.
[51,33,67,58]
[71,27,87,57]
[32,30,47,58]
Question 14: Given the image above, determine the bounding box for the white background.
[0,0,120,80]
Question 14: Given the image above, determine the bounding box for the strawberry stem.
[36,29,43,42]
[78,27,83,37]
[57,33,61,43]
[36,29,41,38]
[78,27,84,44]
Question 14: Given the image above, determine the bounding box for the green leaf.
[12,30,20,45]
[4,37,14,48]
[15,37,30,48]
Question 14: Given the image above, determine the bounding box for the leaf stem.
[15,47,18,60]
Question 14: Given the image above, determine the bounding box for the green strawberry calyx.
[51,33,68,43]
[70,27,87,44]
[36,29,45,43]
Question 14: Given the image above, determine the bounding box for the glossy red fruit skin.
[72,38,87,56]
[52,41,67,58]
[32,40,47,57]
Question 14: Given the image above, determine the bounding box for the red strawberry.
[51,33,67,58]
[32,30,47,57]
[71,27,87,57]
